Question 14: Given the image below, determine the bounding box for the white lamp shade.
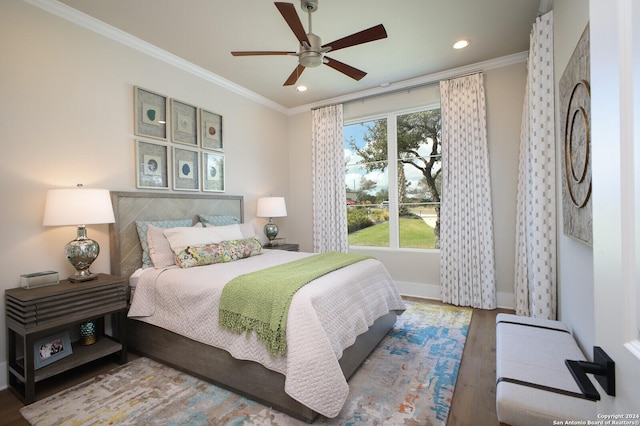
[256,197,287,218]
[43,187,115,226]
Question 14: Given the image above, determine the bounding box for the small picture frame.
[34,330,72,369]
[134,87,167,141]
[173,147,200,191]
[171,99,198,146]
[136,140,169,189]
[200,109,223,151]
[202,151,225,192]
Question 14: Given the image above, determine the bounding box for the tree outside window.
[344,108,442,249]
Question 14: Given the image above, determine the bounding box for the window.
[344,107,442,249]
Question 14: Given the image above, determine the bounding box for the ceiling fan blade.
[322,24,387,52]
[324,57,367,81]
[284,64,305,86]
[231,51,296,56]
[275,2,309,45]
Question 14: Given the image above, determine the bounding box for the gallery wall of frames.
[133,86,225,192]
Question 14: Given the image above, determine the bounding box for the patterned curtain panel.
[439,73,497,310]
[514,11,556,319]
[312,104,349,253]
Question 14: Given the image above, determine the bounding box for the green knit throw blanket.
[218,251,372,357]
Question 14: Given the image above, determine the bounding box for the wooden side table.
[264,243,300,252]
[5,273,128,403]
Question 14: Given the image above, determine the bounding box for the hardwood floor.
[0,300,513,425]
[0,355,139,426]
[447,304,514,425]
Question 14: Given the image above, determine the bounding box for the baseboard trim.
[396,281,442,300]
[396,281,514,310]
[497,291,515,310]
[0,361,7,391]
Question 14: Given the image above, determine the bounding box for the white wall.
[590,0,640,414]
[485,64,528,308]
[288,63,526,307]
[553,0,595,353]
[0,1,289,387]
[287,110,313,251]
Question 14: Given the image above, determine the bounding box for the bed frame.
[109,191,400,422]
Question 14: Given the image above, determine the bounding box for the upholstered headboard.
[109,191,244,282]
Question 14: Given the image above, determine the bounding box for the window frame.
[344,103,441,252]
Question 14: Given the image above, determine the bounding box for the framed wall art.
[34,330,72,369]
[202,152,225,192]
[136,140,169,189]
[134,87,167,141]
[200,109,223,151]
[560,24,592,245]
[173,147,200,191]
[131,85,229,192]
[171,99,198,146]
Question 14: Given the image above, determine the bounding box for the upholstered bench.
[495,313,596,425]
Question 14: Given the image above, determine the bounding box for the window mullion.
[387,114,399,249]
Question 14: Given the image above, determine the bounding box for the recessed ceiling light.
[453,39,470,49]
[296,85,307,92]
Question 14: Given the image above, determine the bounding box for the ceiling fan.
[231,0,388,86]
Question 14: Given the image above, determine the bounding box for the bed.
[108,191,405,422]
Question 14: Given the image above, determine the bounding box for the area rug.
[20,301,471,426]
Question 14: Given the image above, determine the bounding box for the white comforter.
[128,250,405,418]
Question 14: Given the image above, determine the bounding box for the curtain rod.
[311,70,482,111]
[300,51,529,113]
[443,70,483,81]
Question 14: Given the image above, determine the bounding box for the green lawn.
[348,217,437,249]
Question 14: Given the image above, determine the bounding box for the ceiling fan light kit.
[299,33,326,68]
[231,1,388,86]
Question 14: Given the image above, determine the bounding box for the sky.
[344,121,388,195]
[344,120,436,198]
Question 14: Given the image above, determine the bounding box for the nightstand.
[264,243,299,252]
[5,273,128,403]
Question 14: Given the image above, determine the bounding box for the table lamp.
[43,184,115,283]
[256,196,287,246]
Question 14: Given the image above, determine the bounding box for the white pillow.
[212,223,246,241]
[239,222,257,239]
[205,222,257,239]
[148,223,203,268]
[163,224,243,249]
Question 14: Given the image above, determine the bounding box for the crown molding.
[22,0,289,115]
[287,51,528,115]
[24,0,528,117]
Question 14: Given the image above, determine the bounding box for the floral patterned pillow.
[173,237,262,268]
[222,237,263,261]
